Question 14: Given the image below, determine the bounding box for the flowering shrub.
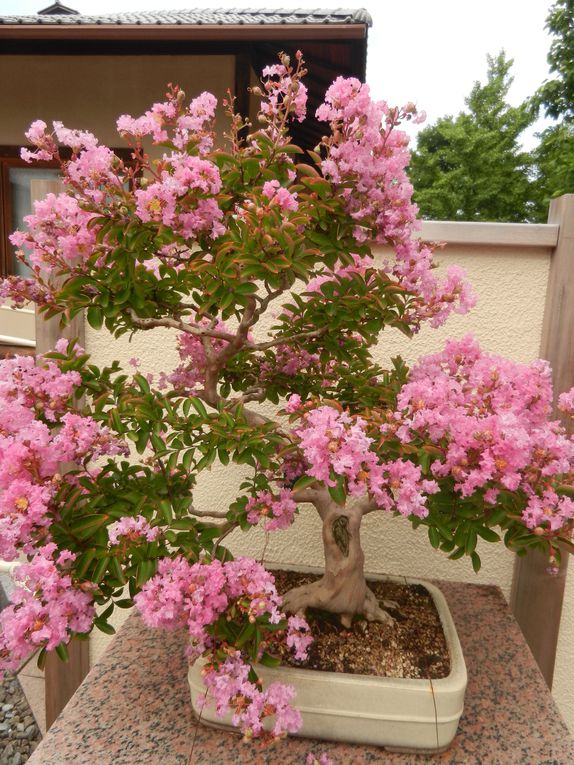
[0,52,573,741]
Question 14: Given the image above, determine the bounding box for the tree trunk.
[282,498,395,627]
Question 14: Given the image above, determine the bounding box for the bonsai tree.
[1,53,573,739]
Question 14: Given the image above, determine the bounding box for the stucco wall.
[0,54,235,147]
[85,224,553,673]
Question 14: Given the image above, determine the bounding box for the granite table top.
[27,580,574,765]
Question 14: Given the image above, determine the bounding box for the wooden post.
[30,179,90,727]
[510,194,574,687]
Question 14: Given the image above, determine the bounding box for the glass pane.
[9,167,61,277]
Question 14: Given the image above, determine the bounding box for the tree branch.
[357,496,379,516]
[129,314,240,344]
[251,326,328,351]
[187,505,230,520]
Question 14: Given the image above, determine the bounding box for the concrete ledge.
[417,221,559,248]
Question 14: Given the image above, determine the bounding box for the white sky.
[0,0,557,145]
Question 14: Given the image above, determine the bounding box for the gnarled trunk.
[282,496,395,627]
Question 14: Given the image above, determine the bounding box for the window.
[0,146,134,278]
[0,149,61,277]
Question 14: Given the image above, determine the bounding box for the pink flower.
[108,515,160,546]
[246,489,297,532]
[262,180,299,212]
[0,545,94,674]
[285,394,303,413]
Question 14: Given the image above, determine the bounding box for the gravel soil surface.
[273,570,451,680]
[0,676,41,765]
[0,581,42,765]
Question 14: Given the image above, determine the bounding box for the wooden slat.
[30,179,90,727]
[510,194,574,687]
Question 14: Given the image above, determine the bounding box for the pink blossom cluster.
[261,344,320,379]
[0,353,126,559]
[391,337,574,533]
[285,615,313,661]
[20,119,100,163]
[66,145,121,203]
[135,556,311,738]
[368,460,439,519]
[523,490,574,532]
[293,405,444,518]
[117,88,217,153]
[260,53,308,125]
[316,77,475,329]
[245,488,297,531]
[0,276,53,309]
[108,515,160,546]
[135,556,295,648]
[559,388,574,416]
[20,119,57,162]
[168,321,230,391]
[0,544,95,674]
[262,180,299,212]
[134,152,224,240]
[9,193,98,273]
[294,406,377,495]
[201,651,302,739]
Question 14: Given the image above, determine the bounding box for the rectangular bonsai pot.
[188,569,467,752]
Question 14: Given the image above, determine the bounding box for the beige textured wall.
[0,54,235,147]
[85,224,553,669]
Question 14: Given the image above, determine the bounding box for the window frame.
[0,147,61,278]
[0,145,135,278]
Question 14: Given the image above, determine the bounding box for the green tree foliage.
[537,0,574,122]
[531,123,574,216]
[409,52,538,222]
[530,1,574,217]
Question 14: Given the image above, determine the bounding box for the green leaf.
[94,618,116,636]
[87,305,104,330]
[159,499,174,524]
[110,557,126,585]
[476,526,500,543]
[428,526,441,549]
[37,648,47,671]
[92,556,110,583]
[55,643,69,662]
[258,653,281,668]
[71,514,109,541]
[135,428,149,454]
[189,397,208,419]
[291,475,316,493]
[471,551,482,573]
[134,373,151,395]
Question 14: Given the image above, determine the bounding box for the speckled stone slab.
[27,581,574,765]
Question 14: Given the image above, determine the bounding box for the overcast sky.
[0,0,557,144]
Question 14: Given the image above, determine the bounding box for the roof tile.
[0,8,372,27]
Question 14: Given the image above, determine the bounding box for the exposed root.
[362,587,396,625]
[282,579,396,628]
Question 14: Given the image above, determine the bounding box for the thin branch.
[187,505,230,520]
[129,314,240,344]
[230,387,266,406]
[251,326,328,352]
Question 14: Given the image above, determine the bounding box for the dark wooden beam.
[510,194,574,687]
[0,23,368,42]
